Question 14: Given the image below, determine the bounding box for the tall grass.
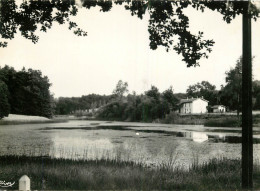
[0,155,260,190]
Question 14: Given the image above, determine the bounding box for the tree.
[220,57,260,112]
[186,81,217,106]
[252,80,260,109]
[0,66,54,118]
[112,80,129,98]
[254,94,260,110]
[145,85,160,101]
[221,57,242,117]
[162,86,179,112]
[0,80,10,119]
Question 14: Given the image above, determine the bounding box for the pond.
[0,120,260,168]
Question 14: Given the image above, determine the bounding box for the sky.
[0,2,260,98]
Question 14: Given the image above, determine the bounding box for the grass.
[163,112,206,125]
[162,112,240,126]
[0,155,260,190]
[204,115,260,127]
[204,117,241,127]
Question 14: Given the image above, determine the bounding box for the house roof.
[179,97,209,105]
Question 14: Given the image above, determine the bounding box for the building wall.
[213,106,226,113]
[192,99,208,113]
[180,102,192,114]
[213,108,219,113]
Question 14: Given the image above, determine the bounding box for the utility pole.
[242,0,253,189]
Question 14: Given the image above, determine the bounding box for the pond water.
[0,120,260,168]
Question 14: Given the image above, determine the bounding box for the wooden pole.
[242,0,253,189]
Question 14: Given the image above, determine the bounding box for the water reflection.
[177,131,260,144]
[1,121,260,169]
[179,132,208,143]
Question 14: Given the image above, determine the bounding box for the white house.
[179,97,209,114]
[212,105,226,113]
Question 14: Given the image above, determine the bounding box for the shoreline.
[1,113,260,128]
[0,114,68,125]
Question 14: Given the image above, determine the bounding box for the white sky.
[0,3,260,98]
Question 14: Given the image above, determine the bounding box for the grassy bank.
[162,112,260,127]
[0,114,68,125]
[162,113,206,125]
[204,117,241,127]
[0,155,259,190]
[0,119,68,125]
[162,112,237,126]
[204,114,260,127]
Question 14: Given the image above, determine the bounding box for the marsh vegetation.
[1,155,259,190]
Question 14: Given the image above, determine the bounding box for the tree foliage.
[0,80,10,119]
[220,57,242,114]
[219,58,260,112]
[98,84,179,122]
[1,1,258,67]
[112,80,129,98]
[162,86,179,111]
[55,94,110,115]
[253,80,260,110]
[186,81,217,105]
[0,65,54,118]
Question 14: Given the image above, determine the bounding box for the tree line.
[0,66,54,119]
[54,95,111,115]
[54,57,260,122]
[97,58,260,121]
[97,83,179,122]
[1,57,260,120]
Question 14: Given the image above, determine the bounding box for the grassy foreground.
[0,156,260,190]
